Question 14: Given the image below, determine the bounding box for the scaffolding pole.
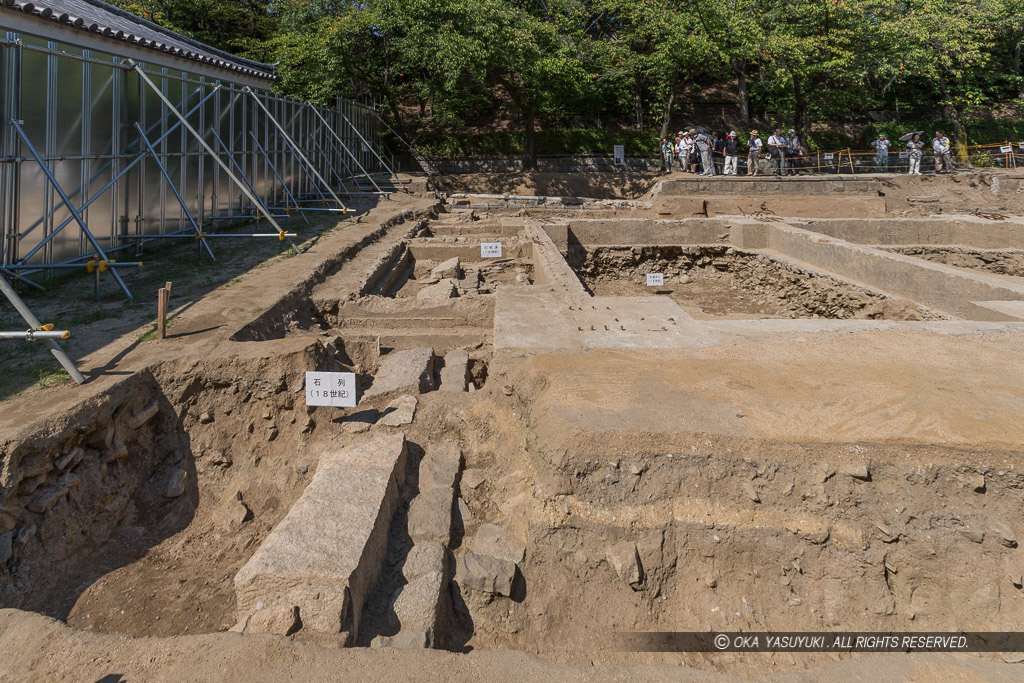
[243,87,353,215]
[335,109,404,187]
[307,134,351,196]
[12,86,222,269]
[308,106,388,196]
[0,274,85,384]
[135,123,216,262]
[249,131,309,224]
[10,120,134,300]
[129,61,304,255]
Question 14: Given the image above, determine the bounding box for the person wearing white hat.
[906,132,923,175]
[746,130,762,176]
[723,131,740,175]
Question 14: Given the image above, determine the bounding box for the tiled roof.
[0,0,277,80]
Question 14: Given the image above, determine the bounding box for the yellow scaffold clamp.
[86,259,115,273]
[194,232,208,241]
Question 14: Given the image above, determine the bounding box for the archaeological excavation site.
[2,164,1024,680]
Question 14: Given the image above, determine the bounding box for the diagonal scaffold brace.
[243,87,355,216]
[308,105,388,197]
[9,119,135,300]
[134,122,216,261]
[0,274,85,384]
[128,61,302,254]
[248,131,309,224]
[335,109,405,189]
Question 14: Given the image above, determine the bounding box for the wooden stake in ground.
[157,281,172,340]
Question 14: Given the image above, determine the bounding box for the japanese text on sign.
[646,273,665,287]
[305,371,357,407]
[613,145,625,166]
[1000,145,1013,153]
[823,153,834,160]
[480,242,502,258]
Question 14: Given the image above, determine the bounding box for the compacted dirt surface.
[3,170,1024,680]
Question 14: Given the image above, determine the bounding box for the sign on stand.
[1019,142,1024,149]
[898,151,909,159]
[823,153,834,161]
[305,371,357,408]
[613,145,625,166]
[1000,145,1013,154]
[646,273,665,287]
[481,242,502,258]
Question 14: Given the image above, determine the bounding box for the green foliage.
[970,153,997,168]
[417,128,659,156]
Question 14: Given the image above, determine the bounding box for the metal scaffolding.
[0,5,387,381]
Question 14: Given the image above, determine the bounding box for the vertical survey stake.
[305,371,357,408]
[646,273,665,287]
[481,242,503,258]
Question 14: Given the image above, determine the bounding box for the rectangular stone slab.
[234,432,408,641]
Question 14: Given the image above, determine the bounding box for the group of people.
[660,128,956,176]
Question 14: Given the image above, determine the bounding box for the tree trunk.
[732,58,750,125]
[945,104,970,165]
[660,90,675,140]
[522,105,537,171]
[792,76,807,138]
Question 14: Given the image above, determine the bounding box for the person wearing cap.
[723,131,740,175]
[661,137,675,173]
[906,133,924,175]
[786,129,801,175]
[694,129,715,176]
[678,131,693,172]
[872,133,892,173]
[767,128,787,176]
[933,130,954,173]
[746,130,762,176]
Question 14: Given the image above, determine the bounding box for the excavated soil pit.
[388,257,534,299]
[892,246,1024,278]
[568,245,940,320]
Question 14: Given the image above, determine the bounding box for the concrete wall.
[767,223,1024,320]
[543,219,730,249]
[656,177,883,196]
[800,218,1024,249]
[526,224,590,302]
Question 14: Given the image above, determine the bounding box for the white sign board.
[480,242,502,258]
[1000,145,1013,154]
[613,145,625,166]
[1019,142,1024,149]
[646,273,665,287]
[898,151,909,159]
[823,153,834,160]
[305,371,357,407]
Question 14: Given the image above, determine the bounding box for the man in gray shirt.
[871,133,891,173]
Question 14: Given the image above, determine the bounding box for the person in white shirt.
[746,130,762,176]
[872,133,892,172]
[906,133,923,175]
[933,130,954,173]
[678,132,693,173]
[767,128,786,176]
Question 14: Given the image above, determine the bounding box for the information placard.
[305,371,357,407]
[480,242,502,258]
[898,151,909,159]
[823,153,834,160]
[646,273,665,287]
[613,145,625,166]
[1000,145,1013,154]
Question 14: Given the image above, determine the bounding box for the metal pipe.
[249,131,309,224]
[10,120,133,300]
[135,123,216,261]
[244,87,352,214]
[337,109,403,184]
[16,86,220,257]
[308,134,350,195]
[0,274,85,383]
[308,106,387,196]
[129,62,302,255]
[0,329,70,340]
